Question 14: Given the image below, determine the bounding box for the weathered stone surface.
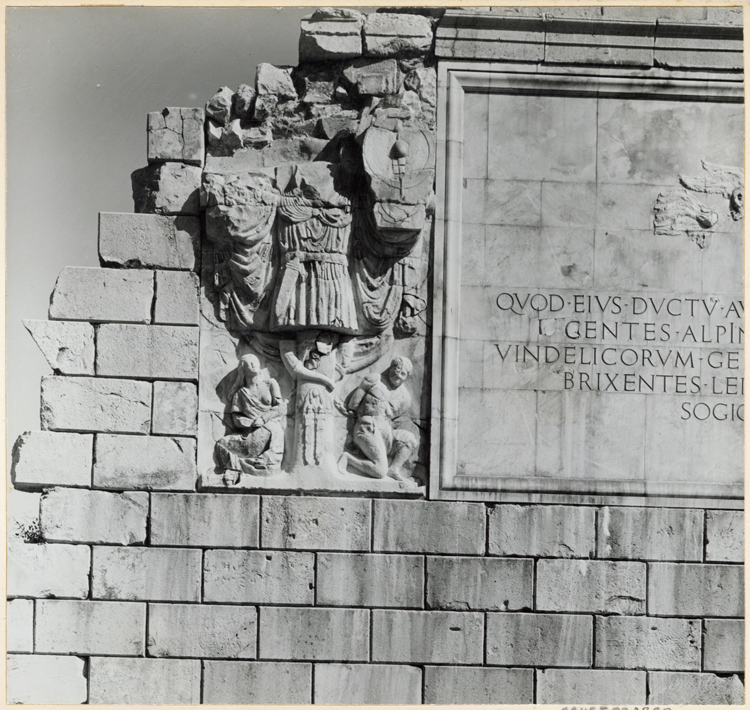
[11,431,93,488]
[537,669,646,703]
[94,434,196,490]
[234,83,256,119]
[148,603,257,658]
[654,23,744,71]
[537,560,646,614]
[151,493,257,546]
[316,553,423,608]
[255,63,297,100]
[704,619,744,672]
[596,616,700,670]
[48,266,153,323]
[259,607,369,661]
[206,86,234,125]
[152,381,198,435]
[92,546,201,602]
[435,15,545,61]
[707,6,743,25]
[7,599,34,653]
[262,496,370,551]
[40,488,148,544]
[486,613,592,667]
[96,323,199,380]
[424,667,534,704]
[314,664,422,704]
[648,671,745,704]
[23,319,94,374]
[597,506,703,561]
[299,8,363,61]
[706,510,744,562]
[148,107,205,165]
[374,500,485,554]
[99,212,198,270]
[132,162,201,215]
[8,489,41,540]
[203,661,312,704]
[426,557,532,611]
[154,271,200,325]
[8,543,90,599]
[7,655,87,704]
[363,12,433,56]
[89,657,201,704]
[648,563,744,617]
[36,599,145,655]
[41,376,151,434]
[488,504,595,557]
[342,58,403,96]
[204,550,314,604]
[372,610,484,664]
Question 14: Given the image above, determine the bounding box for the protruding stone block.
[132,162,201,215]
[255,63,297,100]
[151,493,257,546]
[92,547,201,602]
[11,431,93,488]
[424,667,534,704]
[537,669,646,704]
[41,488,148,544]
[98,212,198,270]
[41,376,151,434]
[299,8,364,61]
[48,266,153,323]
[89,657,201,704]
[363,12,433,56]
[372,610,484,664]
[7,599,34,653]
[205,87,234,125]
[152,381,198,435]
[259,607,369,661]
[648,671,745,704]
[96,324,198,380]
[36,599,145,655]
[23,319,94,374]
[8,543,90,599]
[203,661,312,704]
[7,655,87,704]
[147,107,205,165]
[342,58,403,97]
[706,510,744,562]
[94,434,196,490]
[154,271,200,325]
[204,550,314,604]
[314,664,422,704]
[704,619,744,672]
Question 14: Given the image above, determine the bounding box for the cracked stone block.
[11,431,93,488]
[147,107,205,165]
[7,655,87,704]
[154,271,199,325]
[7,599,34,653]
[299,8,364,61]
[152,381,198,435]
[363,12,433,57]
[132,162,201,215]
[8,542,91,598]
[23,319,94,374]
[706,510,744,562]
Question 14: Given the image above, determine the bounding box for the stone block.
[537,560,646,614]
[537,669,646,703]
[11,431,93,488]
[23,319,94,374]
[316,553,423,608]
[707,6,744,26]
[147,107,205,165]
[299,8,363,61]
[204,550,314,604]
[152,381,198,435]
[363,12,433,57]
[8,543,90,599]
[596,616,700,670]
[7,599,34,653]
[435,15,545,61]
[8,489,41,541]
[48,265,153,323]
[96,323,198,380]
[255,63,297,100]
[426,557,532,611]
[148,603,257,658]
[341,58,403,97]
[98,212,198,270]
[132,162,201,215]
[203,661,312,704]
[314,664,422,704]
[92,546,201,602]
[704,619,744,672]
[373,500,485,554]
[7,655,87,704]
[372,610,484,664]
[424,666,534,704]
[706,510,744,562]
[154,271,199,325]
[36,599,145,655]
[94,434,196,490]
[151,493,258,546]
[655,23,744,71]
[262,496,370,551]
[488,504,594,557]
[259,607,369,661]
[89,657,201,704]
[648,671,745,704]
[597,506,703,561]
[41,376,151,434]
[205,86,233,125]
[648,563,743,617]
[486,613,592,667]
[40,488,148,545]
